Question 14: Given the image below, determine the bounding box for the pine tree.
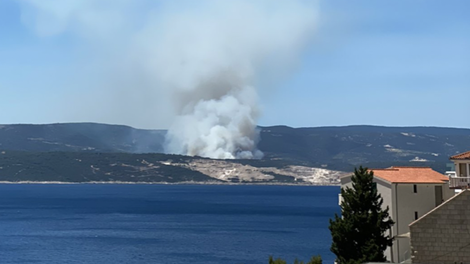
[329,166,394,264]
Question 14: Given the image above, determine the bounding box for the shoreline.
[0,180,340,186]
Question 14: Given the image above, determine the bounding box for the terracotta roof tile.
[370,166,448,184]
[450,151,470,160]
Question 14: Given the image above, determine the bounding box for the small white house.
[340,166,454,263]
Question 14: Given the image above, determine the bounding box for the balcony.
[449,176,470,189]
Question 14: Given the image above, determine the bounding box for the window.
[459,163,468,176]
[413,184,417,193]
[414,211,418,220]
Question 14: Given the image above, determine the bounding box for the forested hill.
[257,125,470,170]
[1,123,469,172]
[0,123,166,153]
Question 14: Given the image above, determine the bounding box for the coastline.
[0,180,340,186]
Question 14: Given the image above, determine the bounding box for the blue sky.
[1,0,469,129]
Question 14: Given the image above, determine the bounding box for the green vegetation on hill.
[0,151,220,183]
[0,123,165,153]
[258,125,470,171]
[0,123,468,179]
[0,151,311,184]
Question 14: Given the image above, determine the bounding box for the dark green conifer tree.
[329,166,394,264]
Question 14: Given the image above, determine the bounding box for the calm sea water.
[0,184,340,264]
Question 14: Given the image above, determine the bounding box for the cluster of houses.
[339,150,470,264]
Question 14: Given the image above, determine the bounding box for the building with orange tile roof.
[340,166,454,263]
[448,151,470,189]
[372,166,449,184]
[450,150,470,178]
[450,150,470,160]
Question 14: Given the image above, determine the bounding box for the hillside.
[258,125,470,171]
[0,123,165,153]
[1,123,469,173]
[0,151,344,185]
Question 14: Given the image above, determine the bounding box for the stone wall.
[410,190,470,264]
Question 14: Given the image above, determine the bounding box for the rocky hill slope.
[0,151,344,185]
[1,123,469,167]
[0,123,469,184]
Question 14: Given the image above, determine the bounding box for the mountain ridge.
[0,122,469,179]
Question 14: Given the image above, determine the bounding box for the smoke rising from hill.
[19,0,318,159]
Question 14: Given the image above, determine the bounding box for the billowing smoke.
[19,0,318,159]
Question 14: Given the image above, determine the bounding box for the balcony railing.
[449,176,470,189]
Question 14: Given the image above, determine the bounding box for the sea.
[0,184,340,264]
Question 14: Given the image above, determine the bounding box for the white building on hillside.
[340,167,454,263]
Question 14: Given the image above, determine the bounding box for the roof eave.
[390,181,448,184]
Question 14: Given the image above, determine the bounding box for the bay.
[0,184,340,264]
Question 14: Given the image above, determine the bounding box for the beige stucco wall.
[376,180,454,263]
[340,175,352,188]
[410,190,470,264]
[338,175,353,205]
[394,184,439,262]
[375,178,393,260]
[443,182,456,200]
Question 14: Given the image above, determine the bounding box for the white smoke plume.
[19,0,318,159]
